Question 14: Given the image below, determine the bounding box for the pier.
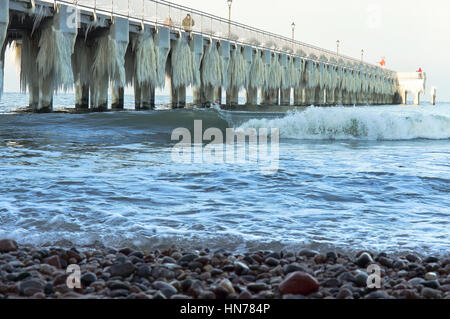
[1,0,406,112]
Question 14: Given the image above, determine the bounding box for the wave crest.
[237,106,450,140]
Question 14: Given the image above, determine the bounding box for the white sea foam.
[238,106,450,140]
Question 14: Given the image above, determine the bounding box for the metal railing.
[38,0,395,77]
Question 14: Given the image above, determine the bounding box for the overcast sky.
[4,0,450,100]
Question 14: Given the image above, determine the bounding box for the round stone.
[425,272,437,281]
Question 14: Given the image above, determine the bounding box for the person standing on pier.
[182,14,195,32]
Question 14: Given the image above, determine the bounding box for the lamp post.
[291,22,295,51]
[291,22,296,41]
[227,0,232,38]
[336,40,340,56]
[361,49,364,62]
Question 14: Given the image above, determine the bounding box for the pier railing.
[43,0,395,76]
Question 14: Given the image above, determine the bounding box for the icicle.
[90,26,128,108]
[190,37,203,89]
[72,37,90,89]
[171,37,194,90]
[248,50,265,89]
[201,41,222,88]
[267,55,282,90]
[36,23,77,92]
[0,13,7,100]
[319,62,326,90]
[31,5,51,37]
[155,31,170,89]
[227,47,246,91]
[132,31,158,88]
[14,34,36,94]
[124,40,135,87]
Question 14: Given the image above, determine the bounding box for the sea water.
[0,92,449,255]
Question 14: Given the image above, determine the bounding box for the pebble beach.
[0,239,449,299]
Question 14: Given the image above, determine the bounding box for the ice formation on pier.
[171,37,194,89]
[248,50,266,90]
[201,41,222,88]
[91,29,127,108]
[190,37,203,89]
[220,46,230,89]
[267,54,282,90]
[155,30,170,89]
[131,32,158,89]
[227,47,246,91]
[37,19,77,93]
[72,38,90,86]
[0,16,7,100]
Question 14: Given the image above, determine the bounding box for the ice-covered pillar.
[280,54,290,105]
[191,34,203,106]
[72,36,90,109]
[431,86,436,105]
[199,39,220,107]
[413,91,420,105]
[226,45,241,107]
[111,87,124,109]
[244,46,257,105]
[293,58,303,106]
[110,18,129,110]
[75,84,89,109]
[216,40,230,105]
[90,18,129,111]
[260,50,272,106]
[130,28,158,111]
[34,4,78,112]
[154,26,170,108]
[0,0,8,100]
[171,83,186,108]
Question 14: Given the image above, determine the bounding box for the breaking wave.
[237,105,450,140]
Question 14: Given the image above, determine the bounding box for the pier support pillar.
[246,88,258,105]
[90,17,129,111]
[0,42,5,100]
[413,91,420,105]
[29,77,40,109]
[226,86,239,107]
[134,82,155,110]
[303,88,312,106]
[262,89,278,106]
[72,36,90,110]
[217,41,230,106]
[243,46,256,105]
[75,84,89,109]
[191,34,204,106]
[142,85,155,109]
[171,82,186,109]
[214,88,222,105]
[334,89,342,105]
[260,51,272,106]
[193,88,202,106]
[431,87,436,105]
[0,0,8,100]
[293,88,303,106]
[199,85,215,107]
[31,5,78,112]
[400,90,407,105]
[327,89,335,105]
[111,86,124,109]
[280,89,291,105]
